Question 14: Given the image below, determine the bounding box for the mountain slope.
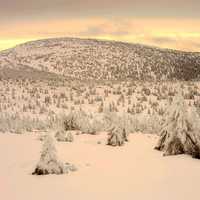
[0,37,200,81]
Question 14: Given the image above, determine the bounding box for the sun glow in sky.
[0,0,200,52]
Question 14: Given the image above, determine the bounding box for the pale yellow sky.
[1,0,200,51]
[0,18,200,52]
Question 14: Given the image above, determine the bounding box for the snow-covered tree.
[66,131,74,142]
[64,111,79,131]
[78,113,96,134]
[64,109,94,133]
[122,128,128,142]
[32,134,66,175]
[55,130,66,142]
[107,126,128,146]
[155,91,200,158]
[55,130,74,142]
[98,102,104,113]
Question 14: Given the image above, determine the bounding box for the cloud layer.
[1,0,200,22]
[0,1,200,51]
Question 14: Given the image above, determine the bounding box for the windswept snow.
[0,132,200,200]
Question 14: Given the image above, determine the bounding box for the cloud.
[143,35,200,52]
[79,20,134,37]
[81,26,107,36]
[149,37,177,44]
[0,0,200,24]
[0,17,200,52]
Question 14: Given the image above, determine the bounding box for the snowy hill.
[0,37,200,81]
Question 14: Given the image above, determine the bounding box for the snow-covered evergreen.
[155,90,200,158]
[33,134,67,175]
[55,130,74,142]
[107,126,128,146]
[64,111,79,131]
[55,130,66,142]
[66,131,74,142]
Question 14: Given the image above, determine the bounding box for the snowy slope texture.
[0,37,200,81]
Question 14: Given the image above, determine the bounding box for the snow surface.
[0,132,200,200]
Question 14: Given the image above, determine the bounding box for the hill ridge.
[0,37,200,81]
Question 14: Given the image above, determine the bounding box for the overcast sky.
[0,0,200,51]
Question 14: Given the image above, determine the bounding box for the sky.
[0,0,200,51]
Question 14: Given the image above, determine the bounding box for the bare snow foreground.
[0,133,200,200]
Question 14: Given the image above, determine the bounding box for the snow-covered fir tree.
[64,109,94,134]
[55,130,74,142]
[98,102,104,113]
[64,111,79,131]
[55,130,66,142]
[66,131,74,142]
[33,134,67,175]
[107,126,128,146]
[155,90,200,158]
